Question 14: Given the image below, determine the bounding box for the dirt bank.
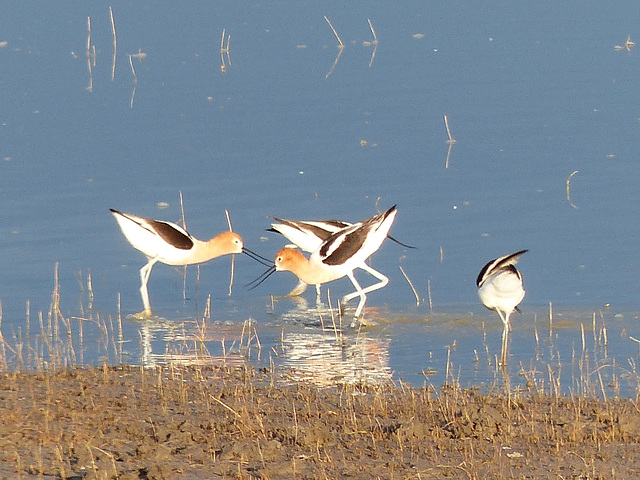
[1,365,639,479]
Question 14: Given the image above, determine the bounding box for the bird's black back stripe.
[476,249,528,286]
[476,261,492,287]
[321,226,367,265]
[321,206,396,266]
[269,218,349,241]
[296,222,336,241]
[316,219,350,229]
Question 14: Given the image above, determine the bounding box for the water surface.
[1,1,640,396]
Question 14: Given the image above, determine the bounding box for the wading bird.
[250,205,398,323]
[268,214,413,297]
[476,249,527,367]
[111,209,268,318]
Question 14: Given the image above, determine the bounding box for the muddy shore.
[1,364,640,479]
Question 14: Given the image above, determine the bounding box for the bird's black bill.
[387,234,416,249]
[246,265,276,290]
[242,248,273,267]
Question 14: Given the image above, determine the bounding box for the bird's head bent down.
[274,246,340,286]
[245,247,306,291]
[274,247,306,273]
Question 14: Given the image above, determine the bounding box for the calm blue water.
[2,1,640,396]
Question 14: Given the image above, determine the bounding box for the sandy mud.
[1,365,640,479]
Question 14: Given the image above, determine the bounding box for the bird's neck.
[290,258,317,285]
[297,256,341,285]
[191,236,231,263]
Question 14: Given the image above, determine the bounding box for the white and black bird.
[111,209,268,318]
[268,218,351,253]
[267,218,351,296]
[476,249,527,366]
[250,205,398,321]
[268,214,412,296]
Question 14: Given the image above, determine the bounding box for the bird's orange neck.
[191,231,242,263]
[276,248,341,285]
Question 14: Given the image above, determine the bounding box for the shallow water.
[2,1,640,396]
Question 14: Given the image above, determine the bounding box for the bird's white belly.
[478,274,525,311]
[123,230,194,265]
[303,257,347,285]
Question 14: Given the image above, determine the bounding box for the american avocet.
[476,249,527,367]
[268,218,351,253]
[250,205,398,321]
[267,218,350,297]
[268,215,413,296]
[111,209,268,318]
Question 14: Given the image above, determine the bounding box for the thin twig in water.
[225,209,233,232]
[444,115,456,144]
[204,294,211,320]
[128,55,137,83]
[179,192,188,302]
[630,336,640,358]
[129,83,136,109]
[125,48,144,109]
[228,252,236,297]
[109,6,117,81]
[87,269,94,306]
[324,16,345,78]
[365,18,378,67]
[220,28,231,72]
[399,266,420,306]
[327,289,341,342]
[324,16,345,48]
[368,18,378,44]
[86,16,91,54]
[325,47,344,79]
[226,209,235,296]
[86,17,93,92]
[566,170,579,209]
[444,143,454,169]
[444,115,456,169]
[179,191,187,228]
[374,196,382,213]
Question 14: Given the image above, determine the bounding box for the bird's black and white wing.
[269,217,352,252]
[476,249,528,288]
[320,206,397,266]
[111,209,194,252]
